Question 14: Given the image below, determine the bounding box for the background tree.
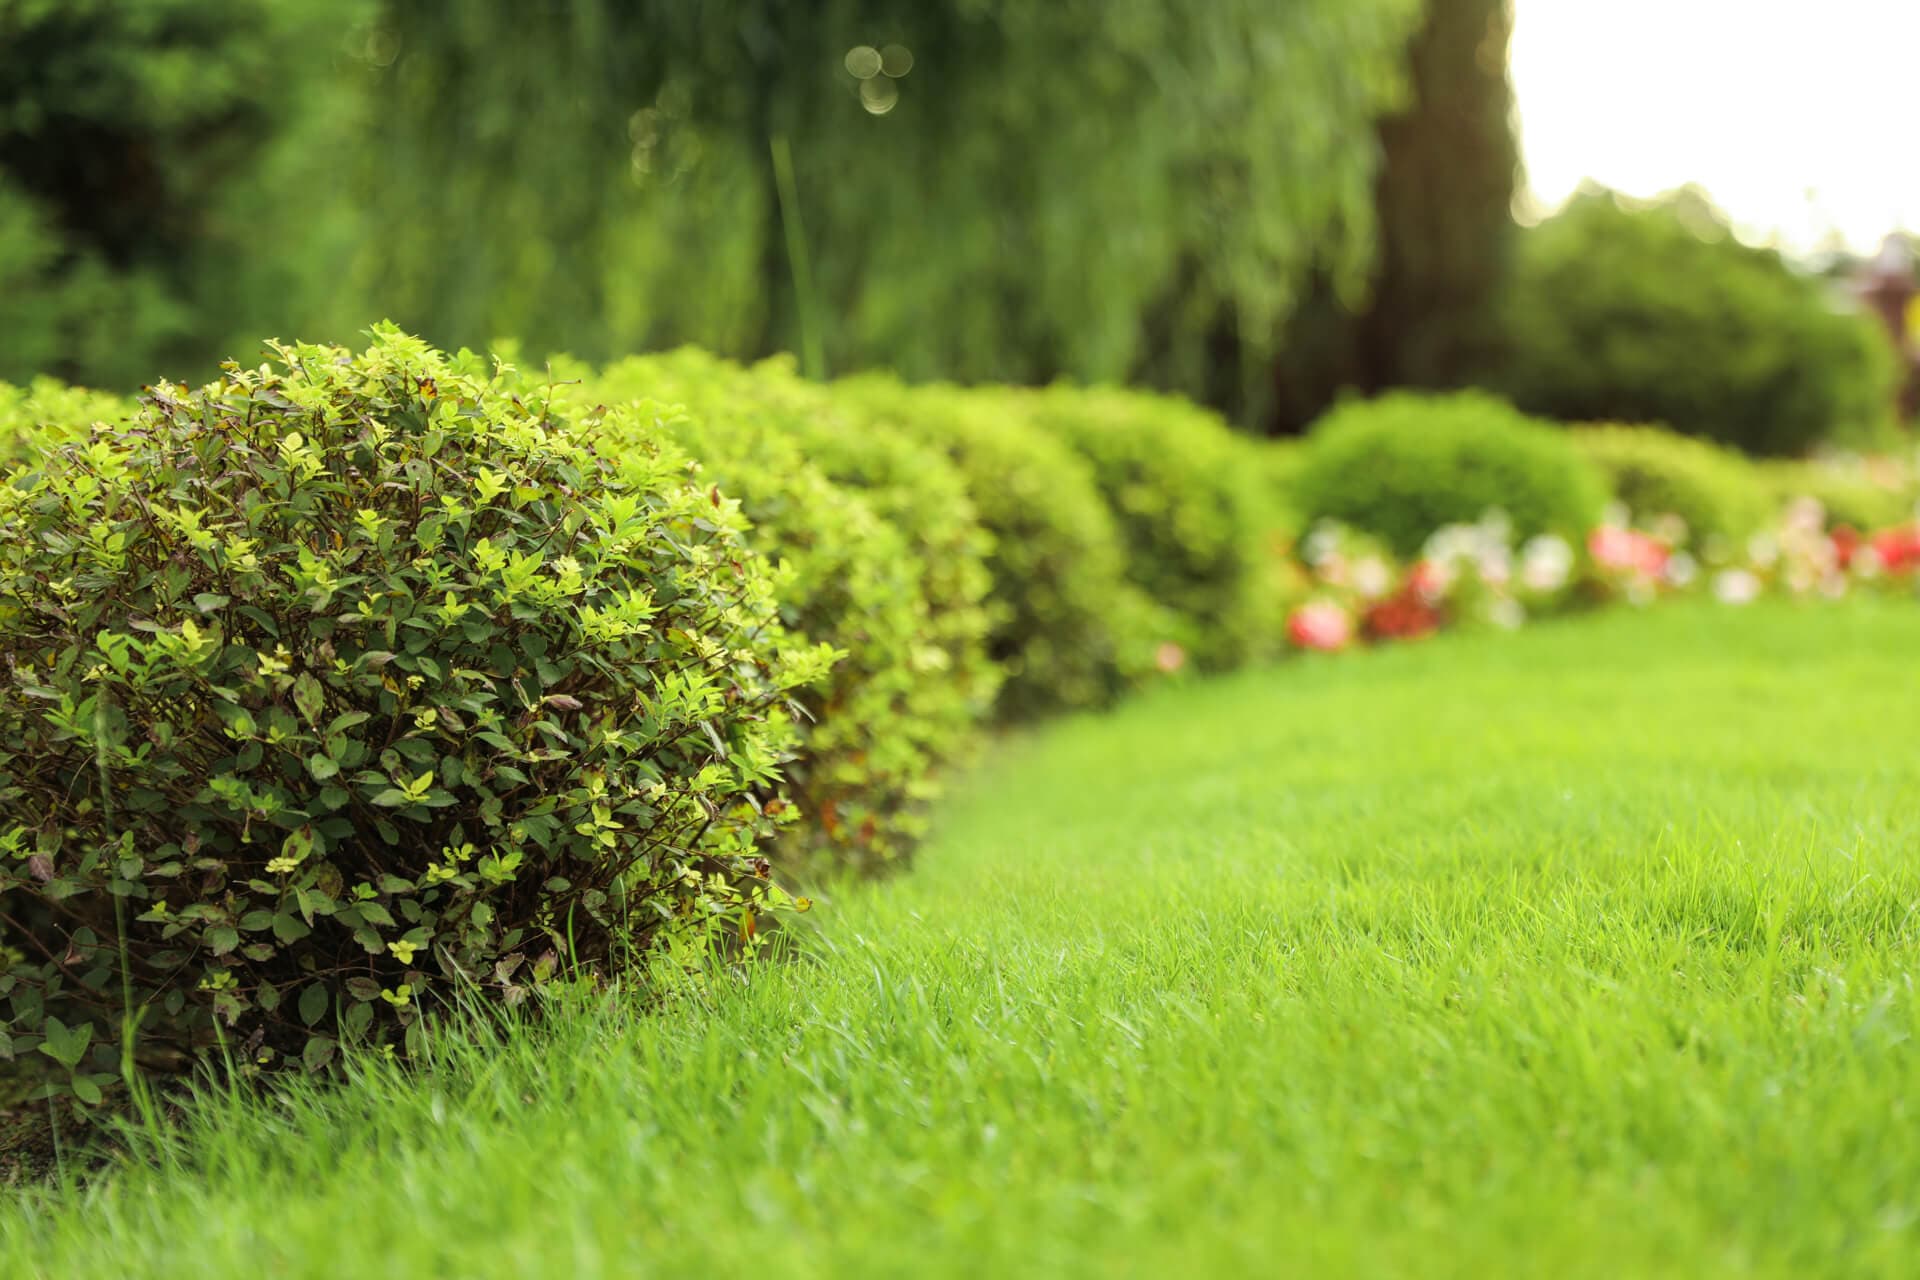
[1268,0,1521,433]
[0,0,348,385]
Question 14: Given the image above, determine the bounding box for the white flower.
[1663,551,1698,588]
[1519,534,1573,593]
[1783,496,1825,536]
[1303,522,1343,567]
[1353,555,1392,600]
[1713,568,1762,605]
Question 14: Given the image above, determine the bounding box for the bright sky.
[1510,0,1920,253]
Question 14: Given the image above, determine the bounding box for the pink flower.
[1588,525,1669,577]
[1287,601,1353,653]
[1407,559,1447,603]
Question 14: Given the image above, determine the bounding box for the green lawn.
[7,601,1920,1277]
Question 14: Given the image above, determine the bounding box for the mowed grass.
[8,600,1920,1277]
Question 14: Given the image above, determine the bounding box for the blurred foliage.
[1269,0,1520,431]
[1019,384,1282,671]
[1570,424,1774,552]
[1757,458,1920,532]
[833,375,1166,719]
[1292,390,1608,557]
[1,0,1424,410]
[0,375,132,466]
[1496,188,1901,457]
[341,0,1421,407]
[0,0,358,386]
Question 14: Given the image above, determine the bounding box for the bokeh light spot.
[880,44,914,78]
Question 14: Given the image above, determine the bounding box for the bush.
[1019,384,1278,671]
[571,349,990,869]
[1497,188,1899,456]
[0,329,830,1099]
[1570,425,1773,551]
[1759,459,1919,532]
[0,377,133,468]
[1293,391,1608,557]
[832,375,1162,719]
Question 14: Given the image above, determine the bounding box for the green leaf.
[206,926,240,956]
[302,1035,337,1073]
[307,752,340,781]
[36,1016,91,1070]
[342,1001,374,1039]
[293,672,326,726]
[371,789,412,807]
[71,1074,103,1106]
[192,593,230,613]
[344,977,381,1002]
[298,983,329,1027]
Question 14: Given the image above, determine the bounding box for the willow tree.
[1270,0,1520,432]
[333,0,1421,414]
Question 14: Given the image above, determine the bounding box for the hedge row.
[0,332,1288,1103]
[1281,391,1917,558]
[3,335,1913,1109]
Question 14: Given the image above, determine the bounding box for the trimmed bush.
[1293,391,1608,557]
[569,349,989,869]
[1498,189,1899,456]
[1758,459,1918,532]
[833,374,1162,719]
[0,329,830,1099]
[1019,384,1278,671]
[1570,425,1773,551]
[0,377,133,468]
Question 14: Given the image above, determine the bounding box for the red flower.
[1406,559,1446,604]
[1287,601,1353,652]
[1831,525,1861,570]
[1363,588,1442,642]
[1871,525,1920,574]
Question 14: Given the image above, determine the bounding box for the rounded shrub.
[1570,424,1773,550]
[570,349,987,870]
[832,374,1162,719]
[0,329,830,1097]
[1758,459,1918,532]
[1019,383,1278,671]
[1498,188,1899,456]
[1292,390,1608,557]
[0,377,133,468]
[729,359,1000,730]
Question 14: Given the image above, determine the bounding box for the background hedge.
[1290,390,1609,556]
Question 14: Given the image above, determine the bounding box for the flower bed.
[1280,499,1920,655]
